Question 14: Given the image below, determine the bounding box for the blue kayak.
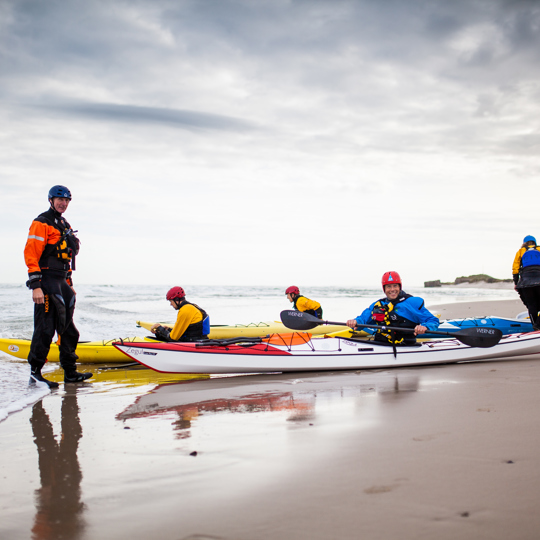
[428,316,533,338]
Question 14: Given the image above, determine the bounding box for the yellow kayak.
[0,336,157,364]
[136,320,352,338]
[0,319,354,365]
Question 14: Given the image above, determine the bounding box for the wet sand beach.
[1,299,540,540]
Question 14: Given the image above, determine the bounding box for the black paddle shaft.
[279,310,503,348]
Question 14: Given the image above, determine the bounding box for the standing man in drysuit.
[150,286,210,341]
[346,271,439,346]
[513,235,540,330]
[24,186,92,388]
[285,286,323,319]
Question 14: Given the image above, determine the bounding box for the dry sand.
[1,298,539,540]
[428,299,525,319]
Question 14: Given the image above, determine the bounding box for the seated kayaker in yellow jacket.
[285,286,323,319]
[150,286,210,342]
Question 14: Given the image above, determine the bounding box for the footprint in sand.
[412,432,448,442]
[364,485,395,494]
[364,478,407,494]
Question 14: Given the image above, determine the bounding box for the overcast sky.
[2,0,539,288]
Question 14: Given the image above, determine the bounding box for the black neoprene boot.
[29,367,59,389]
[64,371,93,383]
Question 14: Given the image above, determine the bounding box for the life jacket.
[293,295,323,319]
[36,209,80,273]
[516,245,540,289]
[521,246,540,269]
[371,292,417,345]
[177,301,209,341]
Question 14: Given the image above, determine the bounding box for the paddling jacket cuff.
[26,273,42,290]
[513,274,519,285]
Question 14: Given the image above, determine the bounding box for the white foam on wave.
[0,384,50,422]
[0,358,52,423]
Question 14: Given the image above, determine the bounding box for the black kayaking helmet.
[48,185,72,200]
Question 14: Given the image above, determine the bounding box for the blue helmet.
[48,185,72,200]
[524,235,536,244]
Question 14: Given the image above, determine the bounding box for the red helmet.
[381,271,402,290]
[166,286,185,301]
[285,286,300,296]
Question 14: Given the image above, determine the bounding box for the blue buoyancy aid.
[522,247,540,268]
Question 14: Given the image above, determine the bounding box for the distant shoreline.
[424,274,514,289]
[432,281,514,290]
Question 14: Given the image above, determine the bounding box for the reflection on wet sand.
[118,371,420,438]
[30,386,85,540]
[171,394,315,438]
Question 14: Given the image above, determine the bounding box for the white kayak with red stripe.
[113,331,540,374]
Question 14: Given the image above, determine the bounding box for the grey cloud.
[2,0,540,154]
[30,99,256,132]
[4,0,540,69]
[2,0,540,105]
[501,132,540,155]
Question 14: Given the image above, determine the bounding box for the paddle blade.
[454,327,503,348]
[280,310,322,331]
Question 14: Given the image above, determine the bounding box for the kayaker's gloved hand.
[154,325,172,342]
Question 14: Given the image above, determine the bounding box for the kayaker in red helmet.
[346,271,439,345]
[150,287,210,341]
[285,286,323,319]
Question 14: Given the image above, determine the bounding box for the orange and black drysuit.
[24,207,81,373]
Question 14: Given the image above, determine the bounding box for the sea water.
[0,283,519,421]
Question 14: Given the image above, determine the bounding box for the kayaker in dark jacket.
[513,235,540,330]
[24,185,92,388]
[346,271,439,345]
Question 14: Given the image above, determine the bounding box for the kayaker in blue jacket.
[346,271,439,345]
